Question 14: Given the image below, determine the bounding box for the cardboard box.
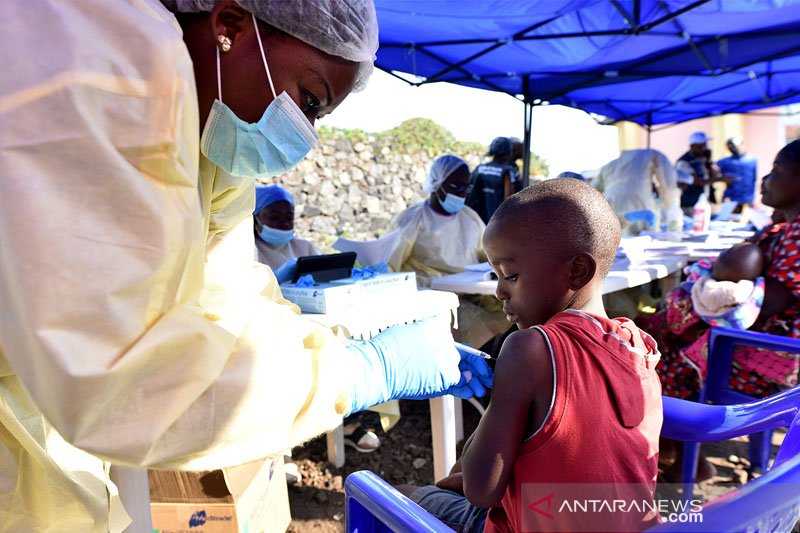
[149,458,289,533]
[281,272,417,314]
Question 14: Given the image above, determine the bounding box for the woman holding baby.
[649,139,800,478]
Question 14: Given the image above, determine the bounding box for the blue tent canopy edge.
[374,0,800,126]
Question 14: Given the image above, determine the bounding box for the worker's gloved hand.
[273,258,297,284]
[449,343,493,399]
[344,320,493,414]
[624,209,657,228]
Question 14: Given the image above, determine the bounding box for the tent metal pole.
[522,100,533,188]
[646,113,653,148]
[520,76,533,187]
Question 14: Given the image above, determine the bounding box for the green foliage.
[379,118,481,157]
[319,117,548,173]
[318,124,370,145]
[527,152,550,177]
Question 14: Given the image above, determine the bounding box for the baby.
[690,243,765,329]
[711,243,764,282]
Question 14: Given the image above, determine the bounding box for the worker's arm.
[716,163,736,185]
[0,54,398,470]
[0,150,357,471]
[503,170,514,199]
[707,159,730,184]
[710,171,731,184]
[461,330,552,507]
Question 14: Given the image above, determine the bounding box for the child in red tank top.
[409,179,662,532]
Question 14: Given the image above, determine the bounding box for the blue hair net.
[557,171,586,181]
[254,184,294,214]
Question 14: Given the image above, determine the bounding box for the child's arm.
[460,329,554,508]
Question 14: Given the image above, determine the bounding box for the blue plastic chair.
[651,394,800,532]
[680,327,800,496]
[646,453,800,532]
[345,470,453,533]
[345,391,800,533]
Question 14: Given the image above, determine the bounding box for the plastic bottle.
[692,193,711,232]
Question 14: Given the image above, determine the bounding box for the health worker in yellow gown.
[0,1,492,531]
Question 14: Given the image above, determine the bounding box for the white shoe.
[285,461,301,485]
[343,425,381,453]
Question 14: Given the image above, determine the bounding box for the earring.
[217,34,232,53]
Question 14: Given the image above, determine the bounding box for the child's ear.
[567,253,597,290]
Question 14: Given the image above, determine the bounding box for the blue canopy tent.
[374,0,800,183]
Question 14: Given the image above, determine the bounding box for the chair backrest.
[646,453,800,532]
[661,387,800,444]
[345,470,453,533]
[774,409,800,468]
[704,327,800,406]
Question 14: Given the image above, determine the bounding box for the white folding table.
[431,229,755,297]
[431,255,688,296]
[305,289,462,481]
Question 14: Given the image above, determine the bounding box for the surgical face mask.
[438,190,466,214]
[259,224,294,246]
[200,14,318,178]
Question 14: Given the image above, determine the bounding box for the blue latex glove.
[450,343,493,399]
[273,258,297,285]
[294,274,315,287]
[624,209,656,228]
[351,262,390,280]
[344,320,494,414]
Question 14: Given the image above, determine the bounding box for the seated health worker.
[253,184,319,269]
[389,155,508,348]
[253,183,381,453]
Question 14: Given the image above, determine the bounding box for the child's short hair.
[491,178,621,276]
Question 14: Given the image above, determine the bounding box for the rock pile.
[263,117,547,250]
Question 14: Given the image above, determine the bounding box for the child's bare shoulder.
[496,329,552,384]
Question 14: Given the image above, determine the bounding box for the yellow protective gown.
[388,201,507,347]
[388,201,486,288]
[0,1,355,531]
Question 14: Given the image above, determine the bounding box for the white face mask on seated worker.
[259,224,294,247]
[437,189,467,214]
[200,13,319,178]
